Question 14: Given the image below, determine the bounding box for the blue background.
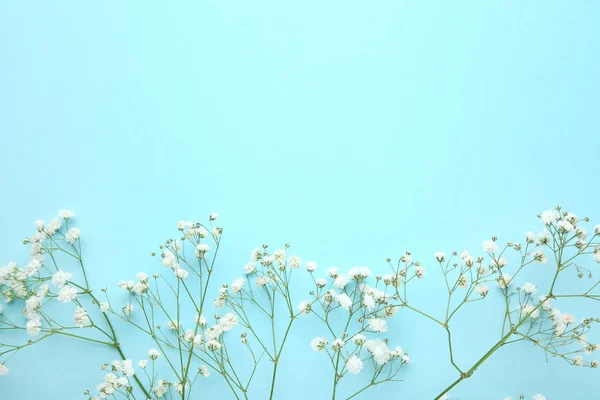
[1,1,600,399]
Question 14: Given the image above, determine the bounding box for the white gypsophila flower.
[57,286,78,303]
[195,244,210,258]
[184,329,195,343]
[25,295,41,314]
[206,339,222,351]
[414,266,425,279]
[297,300,311,315]
[174,267,189,280]
[58,209,75,219]
[168,320,179,331]
[148,349,161,360]
[118,280,134,291]
[231,277,245,293]
[557,220,574,233]
[434,252,446,262]
[199,365,210,377]
[482,239,498,253]
[364,339,391,365]
[331,338,344,351]
[368,318,388,332]
[209,212,219,221]
[45,219,62,236]
[65,227,80,244]
[133,283,148,295]
[315,278,327,288]
[26,316,41,337]
[536,230,550,245]
[348,266,371,280]
[391,346,405,359]
[74,307,90,328]
[123,304,134,317]
[52,270,72,287]
[334,274,351,289]
[311,337,328,352]
[541,209,559,225]
[138,359,148,369]
[520,304,539,319]
[0,304,3,314]
[337,293,352,310]
[457,274,468,289]
[346,356,363,374]
[573,355,583,366]
[353,334,366,345]
[136,272,149,282]
[204,325,223,341]
[327,267,339,278]
[274,249,286,263]
[525,231,536,243]
[256,276,269,287]
[363,294,376,310]
[250,247,261,261]
[521,282,537,295]
[0,363,8,376]
[288,255,301,269]
[497,274,512,289]
[532,250,547,264]
[244,262,256,274]
[195,314,207,326]
[193,334,204,348]
[153,380,168,398]
[219,313,238,331]
[532,395,546,400]
[99,302,110,312]
[591,360,599,368]
[162,250,176,268]
[476,285,489,297]
[306,261,317,272]
[34,219,45,232]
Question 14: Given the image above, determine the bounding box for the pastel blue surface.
[1,2,600,399]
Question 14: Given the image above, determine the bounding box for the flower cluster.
[0,207,599,400]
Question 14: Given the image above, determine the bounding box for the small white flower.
[297,300,311,315]
[363,294,376,310]
[434,252,446,262]
[541,209,559,225]
[148,349,161,360]
[0,363,8,376]
[521,282,537,295]
[57,286,78,303]
[331,338,344,351]
[337,293,352,310]
[65,227,80,244]
[348,266,371,280]
[206,339,222,351]
[311,337,328,352]
[58,209,75,219]
[74,307,90,327]
[195,244,211,258]
[231,277,245,293]
[99,302,110,312]
[415,266,425,279]
[138,359,148,369]
[168,320,179,331]
[315,278,327,288]
[123,304,134,316]
[346,356,363,374]
[353,334,366,345]
[497,274,512,289]
[52,270,72,287]
[482,239,498,253]
[174,267,189,279]
[573,355,583,366]
[327,267,339,278]
[306,261,317,272]
[209,212,219,221]
[334,274,351,289]
[368,318,388,332]
[288,255,301,269]
[244,262,256,274]
[457,274,468,288]
[476,285,489,296]
[199,365,210,377]
[219,313,238,331]
[525,231,536,243]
